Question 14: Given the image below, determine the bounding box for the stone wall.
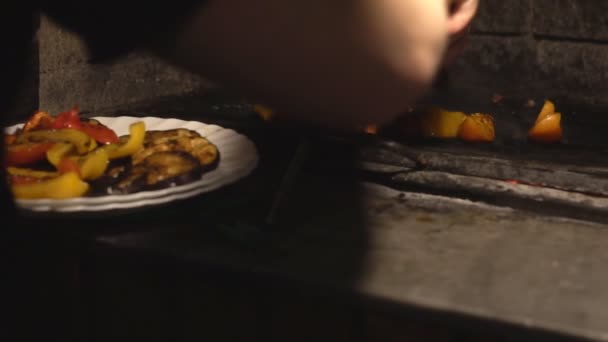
[37,16,214,116]
[450,0,608,107]
[10,1,608,121]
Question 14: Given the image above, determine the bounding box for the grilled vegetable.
[46,142,76,168]
[16,128,97,154]
[536,100,556,123]
[528,100,562,144]
[22,111,55,132]
[75,149,110,180]
[5,142,55,166]
[51,107,119,144]
[458,113,496,142]
[132,128,220,169]
[7,166,58,180]
[254,104,275,121]
[91,151,203,195]
[99,121,146,159]
[420,107,467,138]
[90,128,219,195]
[10,172,89,199]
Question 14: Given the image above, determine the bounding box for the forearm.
[161,0,451,128]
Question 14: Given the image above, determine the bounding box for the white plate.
[5,116,259,213]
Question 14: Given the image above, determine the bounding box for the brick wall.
[450,0,608,107]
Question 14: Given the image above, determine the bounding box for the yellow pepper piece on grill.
[16,128,97,154]
[528,100,562,144]
[529,112,562,144]
[536,100,556,124]
[100,121,146,159]
[11,172,89,199]
[458,113,496,142]
[254,104,275,121]
[420,107,467,138]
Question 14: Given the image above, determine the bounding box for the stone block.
[533,0,608,41]
[40,54,207,114]
[471,0,531,34]
[532,40,608,105]
[38,15,212,114]
[449,35,537,90]
[444,36,608,109]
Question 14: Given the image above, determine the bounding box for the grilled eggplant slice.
[92,151,203,195]
[90,128,220,195]
[132,129,220,170]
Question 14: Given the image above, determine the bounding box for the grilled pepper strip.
[5,134,17,145]
[6,166,58,179]
[22,111,54,132]
[529,112,562,144]
[16,128,97,154]
[47,142,110,180]
[73,148,110,180]
[46,142,75,168]
[52,108,119,144]
[458,113,496,142]
[11,172,89,199]
[536,100,556,124]
[100,121,146,159]
[420,107,467,138]
[5,142,55,166]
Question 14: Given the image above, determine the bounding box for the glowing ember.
[364,124,379,135]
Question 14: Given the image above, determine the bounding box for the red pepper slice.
[5,142,55,167]
[77,122,119,144]
[51,107,119,144]
[51,107,82,130]
[22,111,55,132]
[57,158,82,177]
[4,134,17,145]
[9,175,43,185]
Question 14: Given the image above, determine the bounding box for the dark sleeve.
[0,6,38,217]
[40,0,205,63]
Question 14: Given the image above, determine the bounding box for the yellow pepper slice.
[100,121,146,159]
[6,166,58,179]
[420,107,467,138]
[16,128,97,154]
[46,142,110,180]
[11,172,89,199]
[458,113,496,142]
[529,112,562,144]
[75,148,110,180]
[46,142,76,168]
[536,100,556,124]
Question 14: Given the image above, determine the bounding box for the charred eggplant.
[90,128,220,195]
[132,129,220,170]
